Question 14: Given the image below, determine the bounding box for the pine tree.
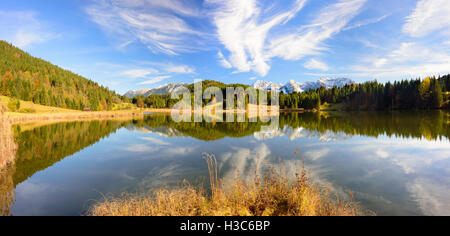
[431,81,443,108]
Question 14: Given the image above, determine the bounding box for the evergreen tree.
[431,81,443,108]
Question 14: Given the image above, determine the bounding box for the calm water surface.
[1,111,449,216]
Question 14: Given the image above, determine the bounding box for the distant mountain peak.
[252,80,283,92]
[254,78,356,94]
[124,83,188,98]
[125,78,356,98]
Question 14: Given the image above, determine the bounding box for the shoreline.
[7,107,284,125]
[8,110,145,125]
[7,107,449,126]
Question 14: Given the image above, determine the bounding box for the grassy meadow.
[0,96,143,125]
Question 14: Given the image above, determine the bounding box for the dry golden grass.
[89,154,362,216]
[0,104,17,216]
[0,104,17,171]
[0,96,145,125]
[0,96,75,114]
[7,110,144,125]
[8,110,145,125]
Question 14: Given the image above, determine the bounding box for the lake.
[1,111,450,216]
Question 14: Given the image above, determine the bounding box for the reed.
[0,105,16,170]
[0,104,17,216]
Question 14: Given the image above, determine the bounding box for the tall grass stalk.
[0,105,17,216]
[0,105,16,170]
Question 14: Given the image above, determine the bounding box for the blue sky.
[1,0,450,94]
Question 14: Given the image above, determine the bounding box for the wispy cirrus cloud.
[403,0,450,37]
[136,61,196,75]
[119,69,158,78]
[139,75,172,85]
[115,63,193,85]
[108,60,195,87]
[207,0,366,77]
[268,0,367,61]
[140,137,170,145]
[217,51,232,69]
[164,64,195,74]
[85,0,205,55]
[304,59,329,71]
[358,39,380,49]
[343,14,389,31]
[351,42,450,79]
[206,0,308,76]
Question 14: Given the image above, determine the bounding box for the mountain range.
[253,78,356,94]
[125,78,356,98]
[124,83,187,98]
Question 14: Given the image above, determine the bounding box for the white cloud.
[85,0,204,55]
[164,64,195,74]
[119,69,158,78]
[13,31,45,48]
[143,0,199,17]
[376,149,389,159]
[206,0,309,76]
[0,10,55,48]
[140,137,170,145]
[88,0,368,77]
[344,14,389,31]
[217,51,232,69]
[269,0,367,61]
[358,39,380,49]
[408,178,450,216]
[304,59,329,71]
[207,0,366,76]
[403,0,450,37]
[162,146,197,157]
[123,144,159,152]
[139,76,171,85]
[219,144,272,184]
[373,58,387,68]
[132,61,196,74]
[353,42,450,79]
[304,148,330,161]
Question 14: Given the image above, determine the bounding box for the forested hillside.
[0,41,124,111]
[132,76,450,111]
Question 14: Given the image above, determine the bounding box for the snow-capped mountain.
[280,80,303,94]
[315,78,356,90]
[124,89,151,98]
[252,80,283,92]
[253,78,356,94]
[126,78,355,98]
[253,126,352,142]
[124,83,187,98]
